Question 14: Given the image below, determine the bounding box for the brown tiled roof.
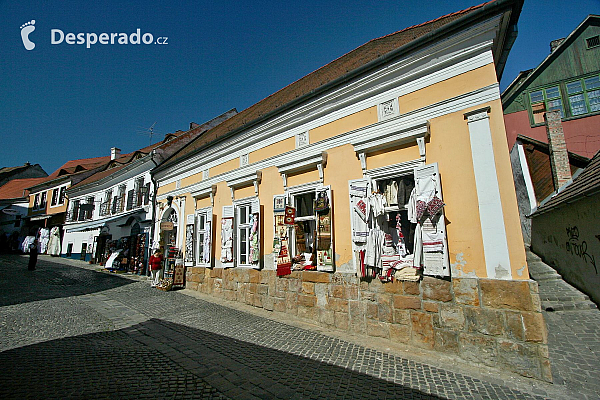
[534,150,600,214]
[0,178,48,200]
[47,156,112,179]
[159,1,495,168]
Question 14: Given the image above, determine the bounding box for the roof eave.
[153,0,523,176]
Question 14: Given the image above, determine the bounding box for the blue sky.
[1,0,598,174]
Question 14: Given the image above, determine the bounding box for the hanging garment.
[422,219,444,252]
[368,193,387,218]
[352,198,369,243]
[407,187,418,223]
[249,214,260,264]
[365,229,385,269]
[38,228,50,254]
[47,227,62,256]
[397,177,415,208]
[220,218,233,263]
[22,236,35,253]
[384,181,399,206]
[203,221,211,263]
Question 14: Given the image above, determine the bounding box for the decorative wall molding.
[464,106,491,123]
[363,159,424,179]
[352,121,429,154]
[295,131,309,148]
[154,16,502,186]
[378,98,400,121]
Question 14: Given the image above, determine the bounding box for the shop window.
[276,185,333,272]
[196,208,212,265]
[235,198,260,268]
[349,162,449,281]
[221,199,260,268]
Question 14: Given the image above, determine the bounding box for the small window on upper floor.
[586,35,600,49]
[566,74,600,117]
[529,86,564,124]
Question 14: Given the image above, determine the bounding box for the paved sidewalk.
[527,249,600,400]
[0,254,588,399]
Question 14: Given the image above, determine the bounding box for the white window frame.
[286,181,321,259]
[233,196,260,269]
[195,207,212,267]
[235,200,253,267]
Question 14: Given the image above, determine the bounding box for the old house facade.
[151,0,550,380]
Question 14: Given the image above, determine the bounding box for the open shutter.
[316,185,334,272]
[221,205,235,267]
[251,198,261,269]
[348,178,371,274]
[413,163,449,277]
[205,208,213,265]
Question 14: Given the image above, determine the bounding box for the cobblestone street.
[0,254,596,399]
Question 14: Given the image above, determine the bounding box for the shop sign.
[160,221,174,231]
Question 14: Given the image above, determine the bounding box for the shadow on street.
[0,254,134,307]
[0,316,445,400]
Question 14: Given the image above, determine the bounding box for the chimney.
[544,110,572,190]
[550,38,565,53]
[190,122,200,129]
[111,147,121,160]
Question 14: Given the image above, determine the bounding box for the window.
[281,185,333,271]
[51,188,59,206]
[83,196,94,219]
[33,194,40,210]
[223,198,260,268]
[586,35,600,49]
[101,190,112,216]
[144,182,151,205]
[565,75,600,116]
[126,189,134,210]
[40,192,47,209]
[59,187,66,205]
[134,177,144,207]
[71,200,80,222]
[236,203,252,266]
[291,191,316,257]
[529,86,564,123]
[196,208,212,265]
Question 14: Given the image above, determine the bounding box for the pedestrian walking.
[28,239,38,271]
[148,248,164,287]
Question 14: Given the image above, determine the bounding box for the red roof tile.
[159,1,495,168]
[0,178,48,200]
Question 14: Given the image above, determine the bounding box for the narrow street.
[0,254,595,399]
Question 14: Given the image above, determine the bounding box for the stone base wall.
[186,267,551,381]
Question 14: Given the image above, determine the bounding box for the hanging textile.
[277,238,292,276]
[47,227,61,256]
[220,217,233,263]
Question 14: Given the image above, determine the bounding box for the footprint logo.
[20,20,36,50]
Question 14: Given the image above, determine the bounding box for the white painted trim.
[157,83,501,200]
[464,107,512,279]
[352,121,429,153]
[227,170,262,189]
[378,98,400,121]
[363,159,423,179]
[154,16,502,185]
[516,142,537,213]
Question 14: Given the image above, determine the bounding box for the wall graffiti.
[565,226,597,274]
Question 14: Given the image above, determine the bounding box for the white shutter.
[413,163,449,277]
[316,185,334,272]
[251,197,261,269]
[348,178,371,273]
[221,205,235,267]
[205,209,212,265]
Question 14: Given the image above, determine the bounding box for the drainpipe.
[148,150,159,276]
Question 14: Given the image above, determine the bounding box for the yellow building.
[152,0,550,381]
